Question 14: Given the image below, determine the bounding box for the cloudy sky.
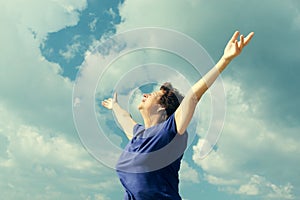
[1,0,300,199]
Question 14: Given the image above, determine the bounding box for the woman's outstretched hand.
[102,93,117,110]
[222,31,254,61]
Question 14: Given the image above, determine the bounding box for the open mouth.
[142,97,147,102]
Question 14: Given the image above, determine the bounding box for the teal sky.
[1,0,300,200]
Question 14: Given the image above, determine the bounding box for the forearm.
[112,102,131,118]
[175,56,231,134]
[192,31,254,99]
[175,31,253,134]
[192,56,232,100]
[112,103,136,140]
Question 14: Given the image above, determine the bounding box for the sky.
[1,0,300,199]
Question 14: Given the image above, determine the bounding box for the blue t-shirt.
[116,114,188,200]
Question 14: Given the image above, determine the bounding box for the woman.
[102,31,254,200]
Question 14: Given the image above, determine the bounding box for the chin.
[137,104,142,110]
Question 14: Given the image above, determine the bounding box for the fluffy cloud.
[59,35,82,61]
[117,0,300,126]
[2,0,300,199]
[0,104,119,200]
[0,0,121,199]
[0,0,88,137]
[0,0,86,40]
[77,47,200,168]
[179,161,200,184]
[114,1,300,198]
[192,78,300,199]
[235,175,294,199]
[7,125,93,170]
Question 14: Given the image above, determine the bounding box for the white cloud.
[234,175,294,199]
[94,193,110,200]
[108,7,117,19]
[7,125,94,170]
[89,17,99,32]
[192,78,300,199]
[98,0,300,198]
[205,174,239,186]
[0,0,87,40]
[99,0,300,199]
[0,0,88,137]
[237,183,259,196]
[77,47,198,168]
[179,161,200,183]
[1,0,299,199]
[0,0,123,199]
[116,0,202,34]
[59,41,82,61]
[0,104,119,200]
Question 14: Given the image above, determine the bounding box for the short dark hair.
[159,82,184,118]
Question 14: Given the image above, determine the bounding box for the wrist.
[221,55,233,63]
[111,101,118,110]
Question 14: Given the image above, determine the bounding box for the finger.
[235,40,239,51]
[240,34,244,49]
[244,32,254,46]
[113,92,117,101]
[230,31,240,43]
[102,99,111,103]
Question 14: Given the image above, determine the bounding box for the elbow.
[176,121,189,135]
[191,81,208,100]
[177,128,186,135]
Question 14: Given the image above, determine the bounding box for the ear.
[157,106,167,120]
[157,106,166,112]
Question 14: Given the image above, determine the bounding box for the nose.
[143,93,150,98]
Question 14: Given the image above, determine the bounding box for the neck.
[140,110,166,129]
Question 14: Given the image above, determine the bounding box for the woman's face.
[138,90,164,112]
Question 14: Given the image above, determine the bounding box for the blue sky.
[1,0,300,199]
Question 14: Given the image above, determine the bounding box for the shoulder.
[160,113,178,137]
[133,123,144,137]
[164,113,177,130]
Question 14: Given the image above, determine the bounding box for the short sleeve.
[163,113,178,138]
[133,124,144,137]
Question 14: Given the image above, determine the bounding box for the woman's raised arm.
[175,31,254,134]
